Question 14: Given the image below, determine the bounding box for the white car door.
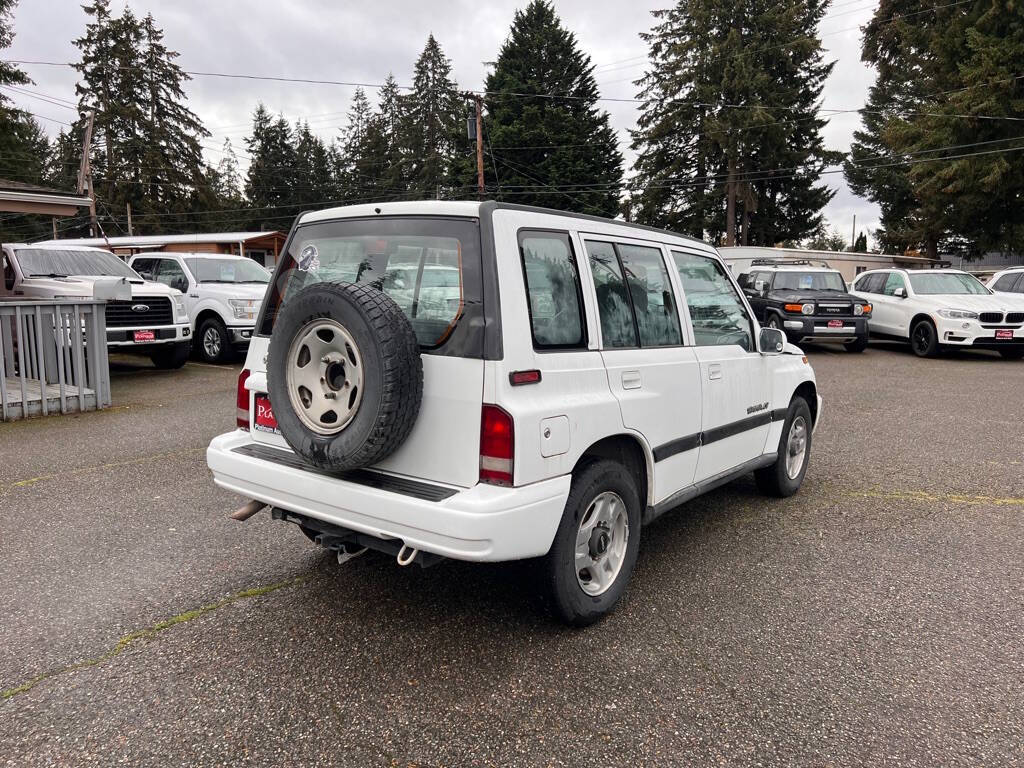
[670,249,773,483]
[580,237,703,501]
[872,271,911,336]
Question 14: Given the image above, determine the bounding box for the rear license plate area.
[253,394,280,434]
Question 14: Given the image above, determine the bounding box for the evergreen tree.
[375,73,410,196]
[405,35,463,198]
[482,0,622,217]
[845,0,1024,258]
[852,231,868,253]
[211,138,243,205]
[294,121,338,205]
[244,104,298,228]
[337,87,373,202]
[631,0,840,245]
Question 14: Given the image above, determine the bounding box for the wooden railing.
[0,299,111,420]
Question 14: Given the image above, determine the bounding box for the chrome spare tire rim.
[202,326,221,359]
[785,415,808,480]
[575,491,629,596]
[286,318,364,435]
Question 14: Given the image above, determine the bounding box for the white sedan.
[850,268,1024,359]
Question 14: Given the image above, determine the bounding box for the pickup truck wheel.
[543,460,641,626]
[149,342,190,370]
[198,317,232,364]
[267,281,423,472]
[755,397,812,498]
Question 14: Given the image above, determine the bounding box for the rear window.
[261,217,482,350]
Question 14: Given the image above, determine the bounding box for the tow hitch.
[270,508,444,568]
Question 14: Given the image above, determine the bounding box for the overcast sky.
[7,0,880,245]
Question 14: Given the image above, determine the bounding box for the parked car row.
[0,243,271,367]
[733,259,1024,360]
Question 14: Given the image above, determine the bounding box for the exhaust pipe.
[231,500,266,521]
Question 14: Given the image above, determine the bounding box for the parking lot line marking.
[1,576,307,702]
[0,448,203,497]
[846,488,1024,507]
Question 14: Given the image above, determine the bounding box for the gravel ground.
[1,344,1022,767]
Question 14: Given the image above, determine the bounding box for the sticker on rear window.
[297,244,320,272]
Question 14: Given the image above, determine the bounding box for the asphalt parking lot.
[1,343,1022,767]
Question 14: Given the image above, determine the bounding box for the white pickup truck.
[128,252,269,363]
[1,243,192,368]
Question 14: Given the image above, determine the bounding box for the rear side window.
[586,240,638,348]
[616,244,681,346]
[261,217,481,351]
[518,230,586,348]
[882,272,906,296]
[671,250,753,351]
[994,273,1022,292]
[856,273,886,294]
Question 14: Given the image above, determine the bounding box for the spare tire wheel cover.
[267,281,423,472]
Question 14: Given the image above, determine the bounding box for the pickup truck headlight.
[936,309,979,320]
[172,296,187,320]
[229,298,260,321]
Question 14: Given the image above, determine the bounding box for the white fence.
[0,299,111,420]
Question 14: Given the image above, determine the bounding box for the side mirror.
[759,326,785,355]
[893,287,906,298]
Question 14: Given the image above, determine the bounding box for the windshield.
[908,272,990,295]
[185,257,269,284]
[15,248,140,280]
[772,271,846,292]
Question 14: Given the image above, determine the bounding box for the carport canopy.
[0,178,92,217]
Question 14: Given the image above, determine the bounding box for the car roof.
[129,251,249,260]
[9,243,114,254]
[753,265,840,273]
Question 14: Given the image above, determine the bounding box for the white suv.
[988,267,1024,295]
[1,243,192,368]
[129,252,269,363]
[850,268,1024,359]
[207,202,822,624]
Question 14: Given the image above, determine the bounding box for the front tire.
[755,397,812,497]
[149,342,190,369]
[845,336,869,353]
[910,319,939,358]
[543,460,641,626]
[197,316,232,364]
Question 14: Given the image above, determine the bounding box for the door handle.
[621,370,642,390]
[708,363,723,381]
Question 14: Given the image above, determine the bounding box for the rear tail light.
[236,369,251,430]
[479,405,514,486]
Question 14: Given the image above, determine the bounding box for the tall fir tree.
[337,87,373,202]
[481,0,622,217]
[375,73,410,196]
[845,0,1024,258]
[631,0,840,245]
[244,104,298,228]
[405,35,463,199]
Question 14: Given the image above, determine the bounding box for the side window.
[616,243,682,346]
[882,272,906,296]
[518,230,586,349]
[856,273,882,294]
[994,273,1019,291]
[132,258,155,279]
[156,259,188,293]
[1015,273,1024,293]
[671,250,753,351]
[586,240,638,348]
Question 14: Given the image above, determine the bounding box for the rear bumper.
[206,431,569,562]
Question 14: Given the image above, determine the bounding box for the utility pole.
[851,214,856,250]
[126,202,134,236]
[76,110,98,238]
[474,94,485,200]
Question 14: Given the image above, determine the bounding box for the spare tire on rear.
[267,281,423,472]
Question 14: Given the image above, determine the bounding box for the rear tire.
[910,319,939,358]
[755,397,812,498]
[149,342,190,369]
[845,336,869,353]
[197,316,232,364]
[543,460,641,626]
